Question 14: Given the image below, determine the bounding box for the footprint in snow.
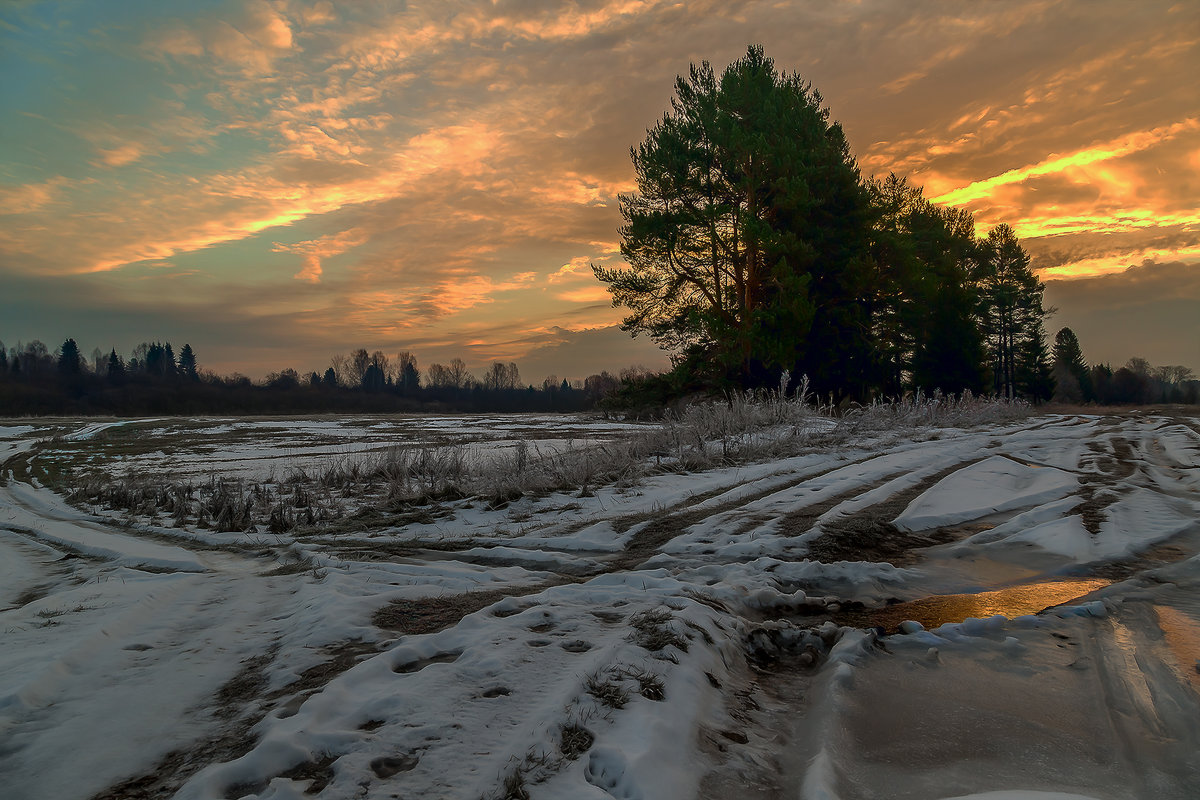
[370,753,419,778]
[585,747,643,800]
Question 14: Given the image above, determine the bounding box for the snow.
[1,481,206,571]
[2,411,1198,799]
[893,455,1079,531]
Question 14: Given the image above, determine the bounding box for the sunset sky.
[2,0,1197,381]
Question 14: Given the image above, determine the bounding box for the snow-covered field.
[1,411,1198,799]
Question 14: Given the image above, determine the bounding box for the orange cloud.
[1037,244,1200,280]
[0,176,72,214]
[930,118,1199,206]
[556,286,612,303]
[272,227,367,282]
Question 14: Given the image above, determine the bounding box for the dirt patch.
[805,515,972,567]
[371,753,420,778]
[373,580,568,634]
[225,755,338,798]
[214,651,275,718]
[268,640,380,699]
[1085,540,1195,581]
[11,583,53,608]
[797,459,983,565]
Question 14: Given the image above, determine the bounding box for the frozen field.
[1,411,1198,799]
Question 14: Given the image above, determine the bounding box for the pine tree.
[57,338,82,374]
[164,343,178,379]
[977,225,1047,399]
[1052,327,1092,401]
[1016,322,1055,402]
[361,364,385,391]
[107,349,126,384]
[870,174,986,395]
[594,46,873,395]
[178,344,199,381]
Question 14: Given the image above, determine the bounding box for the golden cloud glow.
[556,286,612,303]
[1037,244,1200,279]
[930,118,1199,206]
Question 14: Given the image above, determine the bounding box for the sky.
[1,0,1197,382]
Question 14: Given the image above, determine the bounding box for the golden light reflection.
[1154,605,1200,694]
[864,577,1112,632]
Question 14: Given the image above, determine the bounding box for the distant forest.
[0,338,646,416]
[0,330,1194,417]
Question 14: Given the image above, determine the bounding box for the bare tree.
[351,348,371,385]
[426,363,452,388]
[448,357,470,388]
[483,361,520,390]
[330,354,352,387]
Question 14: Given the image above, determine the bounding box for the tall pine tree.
[594,46,873,396]
[977,225,1048,399]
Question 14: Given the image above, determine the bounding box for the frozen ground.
[1,411,1198,799]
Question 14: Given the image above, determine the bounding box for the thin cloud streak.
[929,119,1199,207]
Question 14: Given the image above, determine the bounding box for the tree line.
[1050,328,1197,405]
[0,330,1191,417]
[0,337,650,416]
[596,46,1066,402]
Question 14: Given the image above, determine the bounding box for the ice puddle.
[848,576,1113,632]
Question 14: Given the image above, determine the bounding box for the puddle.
[1155,605,1200,694]
[850,578,1112,632]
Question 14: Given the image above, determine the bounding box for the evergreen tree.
[401,361,420,392]
[0,341,7,377]
[57,338,82,374]
[1052,327,1092,402]
[145,342,167,377]
[164,343,177,378]
[1016,322,1055,402]
[361,363,385,392]
[322,367,338,387]
[976,225,1047,399]
[594,45,873,395]
[107,349,126,384]
[178,343,199,381]
[869,175,986,395]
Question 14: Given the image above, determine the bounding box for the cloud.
[0,176,72,214]
[145,1,295,74]
[272,227,367,282]
[930,119,1200,206]
[1044,260,1200,371]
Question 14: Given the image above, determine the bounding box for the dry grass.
[58,381,1031,537]
[584,670,631,709]
[627,607,689,653]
